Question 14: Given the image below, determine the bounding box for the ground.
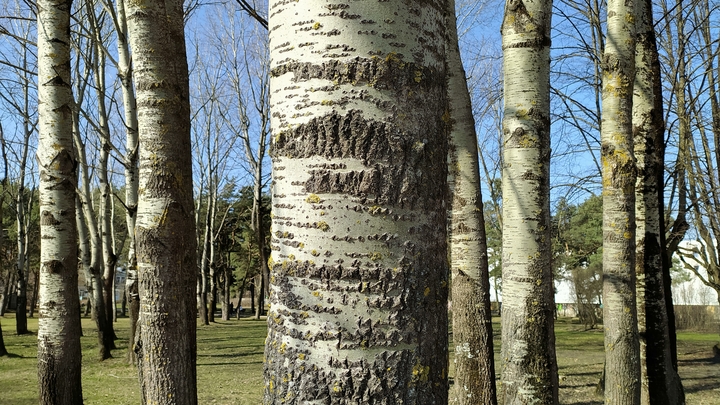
[0,314,717,404]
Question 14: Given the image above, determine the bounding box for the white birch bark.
[103,0,141,363]
[447,0,497,403]
[633,1,684,403]
[72,86,113,359]
[602,0,640,403]
[501,0,558,403]
[265,1,449,402]
[36,0,84,402]
[124,0,198,402]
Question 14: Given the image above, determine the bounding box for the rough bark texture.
[447,0,497,403]
[125,0,198,402]
[36,0,84,402]
[633,1,684,403]
[601,0,641,403]
[501,0,558,403]
[264,1,449,403]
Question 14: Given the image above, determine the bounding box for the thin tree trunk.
[501,0,558,403]
[253,273,263,320]
[221,264,231,320]
[0,132,7,357]
[112,0,141,364]
[0,319,7,356]
[447,0,497,403]
[0,269,12,316]
[125,0,198,400]
[28,268,39,318]
[602,0,641,402]
[74,135,113,359]
[37,0,84,400]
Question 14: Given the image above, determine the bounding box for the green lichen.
[305,194,321,204]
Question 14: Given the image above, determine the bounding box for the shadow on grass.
[0,352,28,359]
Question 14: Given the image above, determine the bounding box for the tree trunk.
[501,0,558,403]
[249,277,255,314]
[198,187,212,325]
[447,0,497,403]
[602,0,641,403]
[36,0,84,401]
[209,268,217,323]
[633,1,685,403]
[0,319,7,356]
[28,268,40,318]
[75,151,113,359]
[113,0,141,363]
[0,268,12,316]
[264,1,449,402]
[253,273,263,320]
[15,184,28,335]
[221,265,231,321]
[125,0,198,401]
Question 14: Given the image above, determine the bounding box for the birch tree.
[0,129,7,357]
[124,0,198,401]
[500,0,558,403]
[0,13,37,335]
[264,1,449,402]
[36,0,84,402]
[71,31,113,358]
[447,0,497,403]
[97,0,140,362]
[601,0,640,402]
[633,0,684,402]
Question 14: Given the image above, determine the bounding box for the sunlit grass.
[1,314,266,404]
[2,312,718,404]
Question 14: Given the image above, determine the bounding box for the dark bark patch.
[40,210,61,226]
[270,57,443,93]
[42,260,64,274]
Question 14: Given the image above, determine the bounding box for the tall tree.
[447,0,497,403]
[500,0,558,403]
[0,125,8,357]
[71,31,113,358]
[601,0,640,402]
[633,0,684,403]
[36,0,84,402]
[124,0,198,402]
[264,0,449,402]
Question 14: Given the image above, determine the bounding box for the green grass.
[1,314,266,404]
[2,314,718,404]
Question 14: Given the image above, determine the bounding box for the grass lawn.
[1,314,266,404]
[1,314,718,404]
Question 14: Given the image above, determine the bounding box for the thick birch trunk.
[601,0,640,403]
[36,0,84,402]
[633,1,684,403]
[125,0,198,402]
[447,1,497,403]
[501,0,558,403]
[264,1,449,402]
